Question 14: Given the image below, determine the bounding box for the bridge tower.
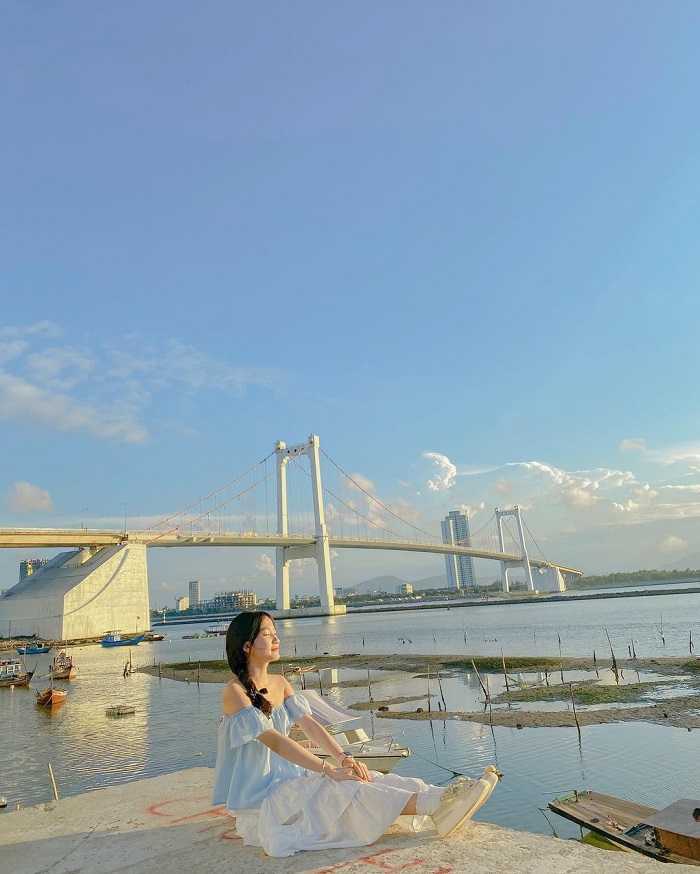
[495,505,536,593]
[275,435,336,614]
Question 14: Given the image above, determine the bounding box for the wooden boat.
[106,704,136,716]
[16,642,52,655]
[549,790,700,865]
[291,690,410,774]
[101,631,146,648]
[35,683,67,707]
[49,651,77,680]
[143,631,166,642]
[0,657,34,688]
[203,622,228,635]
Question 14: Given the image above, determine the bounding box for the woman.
[212,611,500,857]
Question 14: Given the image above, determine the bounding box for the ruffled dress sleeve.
[227,705,273,748]
[283,692,312,725]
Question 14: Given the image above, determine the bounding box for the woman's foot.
[431,766,502,838]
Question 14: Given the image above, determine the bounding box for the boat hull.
[548,790,700,866]
[101,633,146,648]
[36,688,67,707]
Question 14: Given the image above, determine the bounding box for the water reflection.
[1,594,699,838]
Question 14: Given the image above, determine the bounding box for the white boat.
[292,689,410,774]
[203,622,229,635]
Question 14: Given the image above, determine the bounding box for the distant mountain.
[659,552,700,572]
[347,571,501,594]
[347,573,449,593]
[345,575,405,594]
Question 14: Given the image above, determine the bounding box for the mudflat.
[138,653,700,730]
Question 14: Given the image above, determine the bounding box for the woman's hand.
[332,756,371,782]
[325,762,367,782]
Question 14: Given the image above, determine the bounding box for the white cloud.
[0,373,149,443]
[5,481,54,513]
[647,442,700,466]
[348,472,376,494]
[423,452,457,491]
[620,438,646,452]
[659,535,688,554]
[458,502,485,518]
[255,553,275,577]
[0,324,283,445]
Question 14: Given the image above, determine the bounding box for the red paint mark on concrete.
[145,796,240,839]
[316,848,453,874]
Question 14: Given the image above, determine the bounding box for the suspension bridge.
[0,435,580,622]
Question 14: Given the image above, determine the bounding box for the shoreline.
[138,653,700,730]
[4,767,693,874]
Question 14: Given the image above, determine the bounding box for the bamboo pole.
[426,664,431,713]
[605,629,620,684]
[47,762,58,801]
[436,667,447,710]
[568,683,581,741]
[471,659,489,701]
[501,649,510,693]
[558,633,564,684]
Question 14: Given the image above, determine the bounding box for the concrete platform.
[2,768,696,873]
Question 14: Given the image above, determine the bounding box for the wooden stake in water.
[558,633,564,684]
[690,631,694,654]
[47,762,58,801]
[501,649,510,693]
[197,661,201,686]
[367,669,373,703]
[471,659,489,701]
[605,628,620,684]
[426,664,431,713]
[568,683,581,741]
[436,667,446,711]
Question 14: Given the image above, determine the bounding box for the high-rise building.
[441,510,477,590]
[188,580,201,606]
[19,558,49,581]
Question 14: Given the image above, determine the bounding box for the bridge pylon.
[495,505,536,593]
[275,435,337,615]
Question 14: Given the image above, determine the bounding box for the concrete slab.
[2,768,696,874]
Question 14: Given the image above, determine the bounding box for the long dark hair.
[226,611,274,715]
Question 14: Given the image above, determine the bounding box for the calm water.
[1,588,698,839]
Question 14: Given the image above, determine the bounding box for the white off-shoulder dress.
[211,692,432,857]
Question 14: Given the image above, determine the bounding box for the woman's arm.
[293,713,370,781]
[258,728,366,782]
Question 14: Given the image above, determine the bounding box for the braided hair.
[225,611,274,716]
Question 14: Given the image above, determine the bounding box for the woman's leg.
[401,794,418,816]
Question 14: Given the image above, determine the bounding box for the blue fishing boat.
[16,642,52,655]
[100,631,146,648]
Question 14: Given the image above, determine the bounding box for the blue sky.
[3,3,700,606]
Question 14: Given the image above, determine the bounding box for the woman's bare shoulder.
[221,678,251,715]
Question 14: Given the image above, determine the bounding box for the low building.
[175,596,190,612]
[397,582,413,595]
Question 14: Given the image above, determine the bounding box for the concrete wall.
[0,544,149,640]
